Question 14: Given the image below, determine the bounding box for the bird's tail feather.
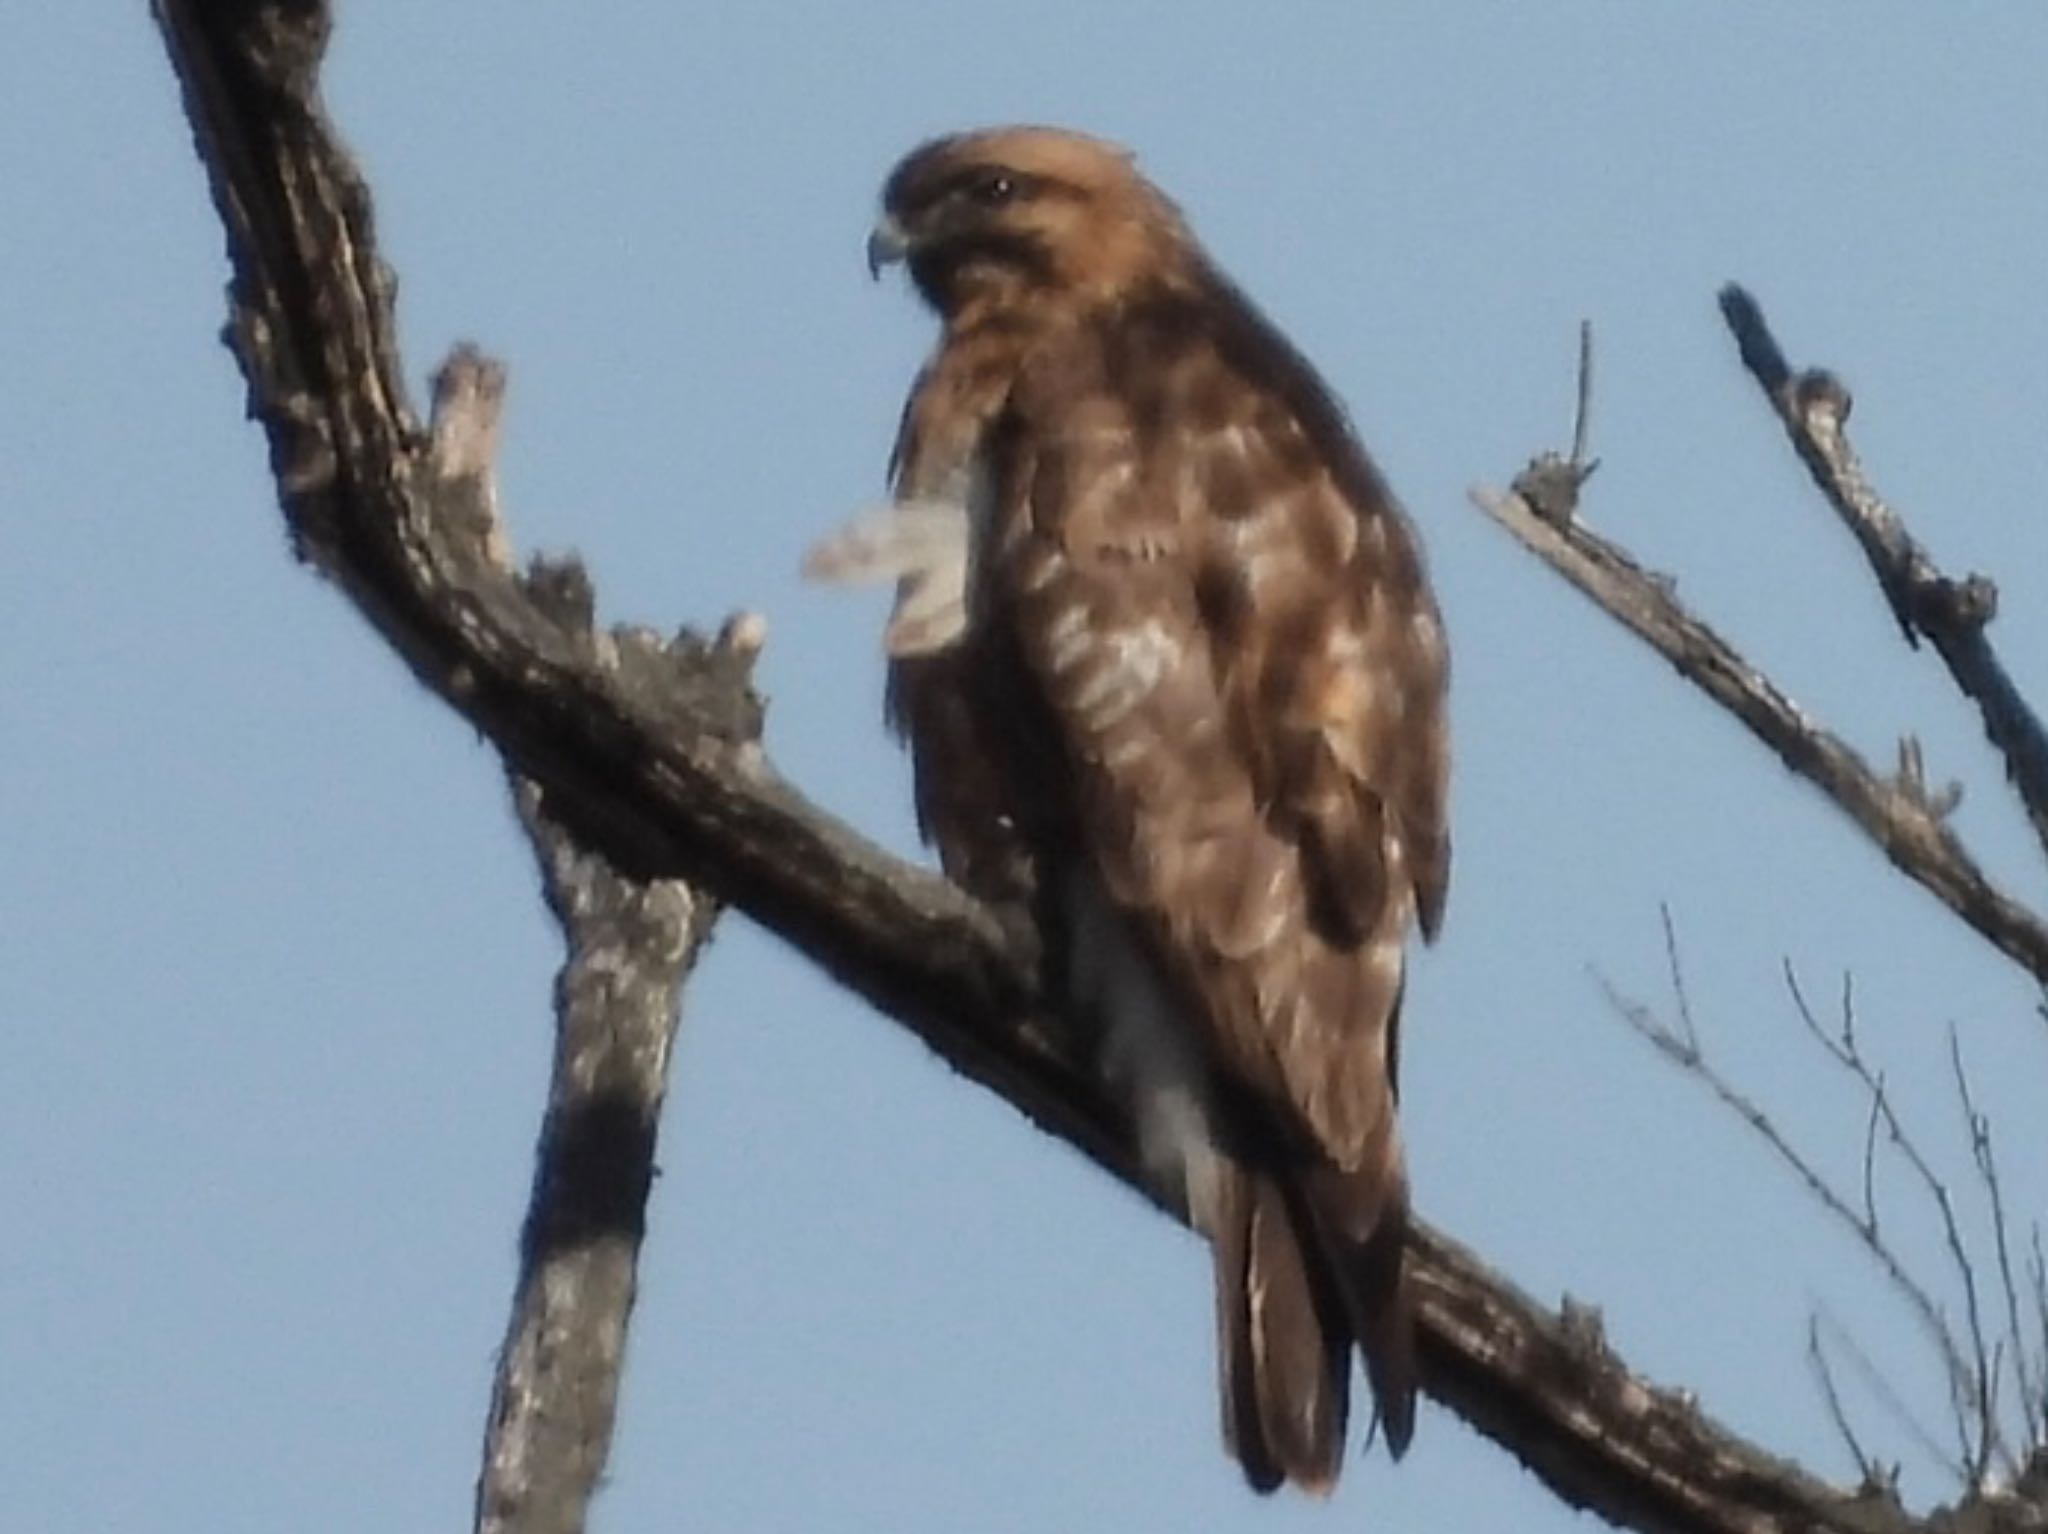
[1212,1164,1352,1494]
[1300,1153,1418,1458]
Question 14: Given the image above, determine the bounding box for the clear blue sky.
[5,6,2046,1531]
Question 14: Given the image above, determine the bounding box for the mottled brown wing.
[878,350,1045,908]
[987,293,1449,1166]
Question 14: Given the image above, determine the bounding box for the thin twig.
[1860,1083,1885,1240]
[1505,324,1601,530]
[2032,1230,2048,1434]
[1784,967,1998,1480]
[1571,318,1596,470]
[1817,1308,1970,1486]
[1811,1311,1888,1489]
[1659,903,1701,1056]
[1952,1027,2045,1452]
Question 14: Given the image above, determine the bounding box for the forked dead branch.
[1473,304,2048,991]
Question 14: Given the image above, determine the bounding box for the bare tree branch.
[478,765,719,1534]
[1467,480,2048,988]
[148,5,2040,1532]
[1718,286,2048,869]
[1474,296,2048,990]
[417,353,763,1534]
[1408,1226,1909,1534]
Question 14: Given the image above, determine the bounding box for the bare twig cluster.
[1602,917,2046,1495]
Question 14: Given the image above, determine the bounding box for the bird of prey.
[807,125,1450,1495]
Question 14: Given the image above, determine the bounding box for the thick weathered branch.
[1718,286,2048,869]
[149,0,1095,1168]
[1411,1225,1908,1534]
[478,767,718,1534]
[415,357,749,1534]
[1469,475,2048,988]
[149,5,2020,1531]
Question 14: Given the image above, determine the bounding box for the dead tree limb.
[1475,297,2048,986]
[1718,287,2048,869]
[414,354,757,1534]
[1470,461,2048,988]
[477,767,718,1534]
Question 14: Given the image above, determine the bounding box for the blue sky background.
[6,6,2047,1531]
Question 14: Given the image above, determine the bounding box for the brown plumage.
[808,126,1450,1495]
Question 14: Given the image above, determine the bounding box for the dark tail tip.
[1359,1236,1418,1460]
[1294,1154,1419,1466]
[1374,1358,1417,1460]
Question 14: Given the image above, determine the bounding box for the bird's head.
[869,126,1196,320]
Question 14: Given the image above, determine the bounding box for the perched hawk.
[807,126,1450,1495]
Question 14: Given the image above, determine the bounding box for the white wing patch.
[807,460,1005,658]
[803,497,971,656]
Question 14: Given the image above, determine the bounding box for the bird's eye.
[968,172,1017,207]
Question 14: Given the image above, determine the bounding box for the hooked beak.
[866,214,910,280]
